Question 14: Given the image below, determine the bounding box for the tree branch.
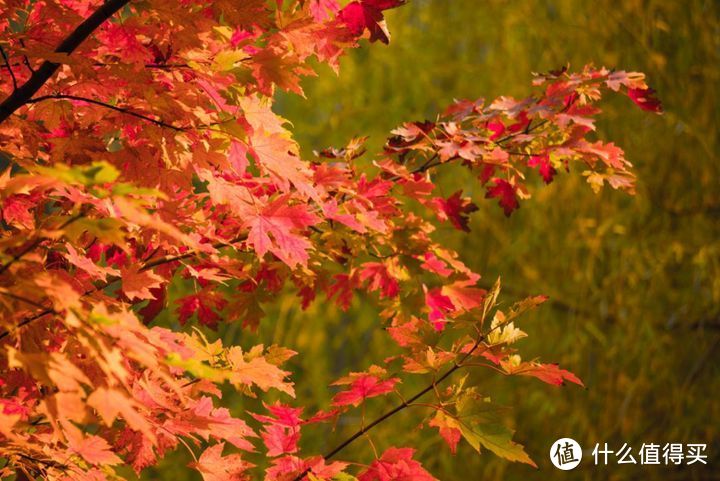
[291,334,489,481]
[0,0,131,125]
[26,94,186,131]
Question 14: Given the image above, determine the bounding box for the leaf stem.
[0,45,18,90]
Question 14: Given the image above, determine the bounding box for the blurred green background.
[144,1,720,480]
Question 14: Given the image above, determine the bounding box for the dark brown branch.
[0,0,131,125]
[26,94,185,131]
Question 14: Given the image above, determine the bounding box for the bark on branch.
[0,0,131,125]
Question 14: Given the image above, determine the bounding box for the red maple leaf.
[245,195,319,268]
[262,424,300,457]
[358,262,400,298]
[338,0,405,44]
[485,178,519,216]
[332,369,400,407]
[430,190,479,232]
[424,286,455,330]
[176,292,227,329]
[527,154,556,184]
[309,0,340,21]
[628,87,663,113]
[428,411,461,454]
[358,447,437,481]
[503,361,584,387]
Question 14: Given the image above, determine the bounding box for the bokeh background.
[142,1,720,480]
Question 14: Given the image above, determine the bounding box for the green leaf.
[36,161,119,186]
[456,391,536,467]
[166,353,227,383]
[63,218,126,245]
[213,50,249,72]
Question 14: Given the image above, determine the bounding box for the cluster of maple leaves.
[0,1,661,480]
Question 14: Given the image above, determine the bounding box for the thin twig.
[0,291,48,310]
[26,94,186,131]
[291,334,488,481]
[0,232,248,340]
[18,40,35,74]
[0,45,18,90]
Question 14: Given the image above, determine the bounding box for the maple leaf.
[339,0,405,44]
[441,281,486,312]
[262,424,300,457]
[66,424,122,466]
[429,411,462,454]
[358,447,437,481]
[227,346,296,397]
[1,194,37,229]
[191,443,253,481]
[163,397,256,452]
[87,388,155,441]
[138,286,166,324]
[358,262,400,298]
[266,455,347,481]
[322,200,367,233]
[177,292,227,329]
[503,360,584,387]
[251,46,306,96]
[430,190,479,232]
[424,286,455,330]
[327,273,356,310]
[628,87,663,113]
[120,266,164,301]
[454,392,536,467]
[527,154,556,184]
[250,129,319,200]
[65,244,120,282]
[418,254,452,277]
[331,366,400,407]
[115,429,156,474]
[487,120,506,140]
[309,0,341,21]
[252,402,305,427]
[245,195,319,268]
[485,178,519,216]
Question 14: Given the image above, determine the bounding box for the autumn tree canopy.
[0,1,661,480]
